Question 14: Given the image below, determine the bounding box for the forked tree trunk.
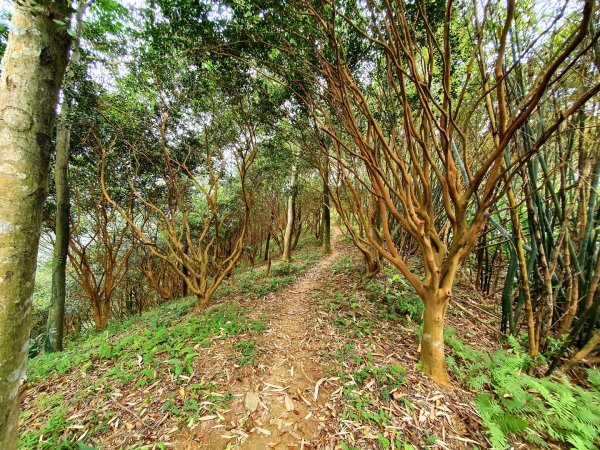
[91,299,110,331]
[421,293,451,385]
[0,2,71,447]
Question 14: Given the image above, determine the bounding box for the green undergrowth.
[326,254,600,450]
[330,254,357,275]
[21,239,325,449]
[364,273,423,324]
[21,302,264,448]
[333,342,416,450]
[446,329,600,450]
[323,255,423,339]
[29,241,322,382]
[234,339,259,366]
[325,255,432,449]
[215,242,322,299]
[28,297,196,381]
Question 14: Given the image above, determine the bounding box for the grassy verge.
[20,238,325,450]
[323,252,600,450]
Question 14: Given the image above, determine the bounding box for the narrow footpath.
[180,231,345,449]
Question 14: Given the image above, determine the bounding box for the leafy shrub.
[339,361,408,426]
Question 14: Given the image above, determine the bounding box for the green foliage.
[27,297,261,383]
[332,343,409,430]
[22,299,259,449]
[19,407,73,450]
[365,274,423,322]
[328,292,376,337]
[330,255,358,275]
[447,330,600,449]
[234,340,258,366]
[29,260,54,354]
[22,238,327,448]
[216,244,322,299]
[161,380,235,424]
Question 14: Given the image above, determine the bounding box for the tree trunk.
[322,153,331,254]
[561,330,600,371]
[0,2,71,447]
[91,298,110,331]
[265,256,272,278]
[264,231,271,262]
[264,209,274,262]
[508,176,537,356]
[282,164,297,262]
[197,293,209,310]
[421,294,451,385]
[44,0,87,355]
[291,221,301,250]
[364,250,380,278]
[44,128,70,351]
[97,308,109,331]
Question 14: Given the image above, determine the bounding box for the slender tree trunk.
[421,293,451,385]
[0,2,71,447]
[291,221,301,250]
[264,232,271,262]
[44,0,88,355]
[561,330,600,371]
[282,164,297,262]
[316,207,323,244]
[505,168,538,356]
[182,239,189,297]
[322,152,331,254]
[264,208,274,262]
[558,245,578,335]
[44,124,70,352]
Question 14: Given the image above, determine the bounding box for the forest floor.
[20,231,517,450]
[174,229,489,450]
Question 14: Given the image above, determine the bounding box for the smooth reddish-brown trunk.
[197,293,209,310]
[421,295,451,386]
[364,253,380,278]
[91,298,110,331]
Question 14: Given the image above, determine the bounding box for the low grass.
[21,237,325,450]
[215,242,323,299]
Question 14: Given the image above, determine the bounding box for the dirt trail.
[181,231,345,449]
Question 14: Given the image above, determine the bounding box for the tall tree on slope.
[0,1,72,447]
[45,0,89,353]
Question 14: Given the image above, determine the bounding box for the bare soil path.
[178,230,346,449]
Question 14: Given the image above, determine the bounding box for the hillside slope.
[19,232,600,449]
